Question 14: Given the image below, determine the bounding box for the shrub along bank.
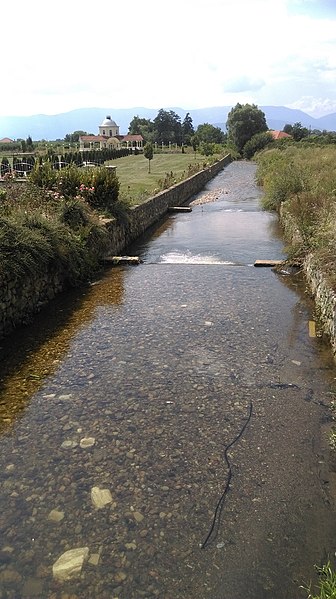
[256,145,336,288]
[256,146,336,350]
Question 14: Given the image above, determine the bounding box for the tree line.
[128,109,226,148]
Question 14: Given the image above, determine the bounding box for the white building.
[79,115,143,152]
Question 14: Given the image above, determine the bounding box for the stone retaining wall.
[303,254,336,357]
[279,202,336,358]
[0,155,231,339]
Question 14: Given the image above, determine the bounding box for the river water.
[0,160,336,599]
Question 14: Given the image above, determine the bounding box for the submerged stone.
[80,437,96,448]
[52,547,89,581]
[91,486,113,509]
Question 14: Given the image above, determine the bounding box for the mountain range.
[1,106,336,141]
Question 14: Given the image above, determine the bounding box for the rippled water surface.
[1,161,336,599]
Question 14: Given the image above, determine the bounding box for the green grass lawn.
[108,150,222,205]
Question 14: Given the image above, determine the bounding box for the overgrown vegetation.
[255,145,336,287]
[0,164,122,286]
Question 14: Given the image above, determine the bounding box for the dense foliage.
[243,131,273,159]
[128,109,227,150]
[226,103,268,154]
[256,145,336,287]
[29,163,121,216]
[0,180,110,286]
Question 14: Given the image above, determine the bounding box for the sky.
[1,0,336,118]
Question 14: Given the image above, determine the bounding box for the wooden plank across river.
[102,256,142,266]
[254,260,284,267]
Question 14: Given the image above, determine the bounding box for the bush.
[243,132,273,159]
[84,167,120,214]
[58,198,91,229]
[256,149,305,210]
[29,161,57,189]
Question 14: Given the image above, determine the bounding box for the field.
[108,150,221,204]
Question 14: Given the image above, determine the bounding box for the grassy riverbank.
[110,149,228,204]
[255,145,336,288]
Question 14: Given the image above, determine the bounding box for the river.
[0,160,336,599]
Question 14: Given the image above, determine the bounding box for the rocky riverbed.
[0,161,336,599]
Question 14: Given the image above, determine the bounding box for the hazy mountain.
[1,105,335,141]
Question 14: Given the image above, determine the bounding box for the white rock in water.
[52,547,89,581]
[91,487,113,509]
[80,437,96,448]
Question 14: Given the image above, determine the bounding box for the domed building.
[79,115,143,152]
[98,116,120,138]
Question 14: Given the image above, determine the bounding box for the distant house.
[269,130,292,140]
[0,137,14,144]
[79,116,143,152]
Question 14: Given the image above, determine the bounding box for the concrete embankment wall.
[0,155,231,339]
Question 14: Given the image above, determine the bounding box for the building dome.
[101,115,117,127]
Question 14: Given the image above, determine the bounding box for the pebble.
[48,509,65,523]
[80,437,96,448]
[0,568,22,583]
[61,440,78,449]
[133,511,144,523]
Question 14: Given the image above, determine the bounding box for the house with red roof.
[269,130,292,140]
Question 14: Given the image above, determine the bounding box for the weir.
[0,160,336,599]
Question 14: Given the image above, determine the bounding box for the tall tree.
[128,116,154,142]
[153,109,182,145]
[226,103,268,153]
[26,135,34,151]
[64,131,87,143]
[182,112,194,145]
[283,122,309,141]
[195,123,225,144]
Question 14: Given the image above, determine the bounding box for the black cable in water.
[201,400,253,550]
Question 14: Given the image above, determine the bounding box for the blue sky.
[2,0,336,117]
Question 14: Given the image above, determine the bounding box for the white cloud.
[0,0,335,117]
[288,96,336,117]
[223,76,265,93]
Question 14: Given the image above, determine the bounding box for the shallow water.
[0,161,336,599]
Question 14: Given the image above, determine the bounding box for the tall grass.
[255,145,336,287]
[0,177,110,286]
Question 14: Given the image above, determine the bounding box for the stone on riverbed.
[80,437,96,448]
[48,509,64,523]
[91,486,113,509]
[52,547,89,581]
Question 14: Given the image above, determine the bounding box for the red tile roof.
[121,134,144,142]
[269,130,292,140]
[80,135,107,142]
